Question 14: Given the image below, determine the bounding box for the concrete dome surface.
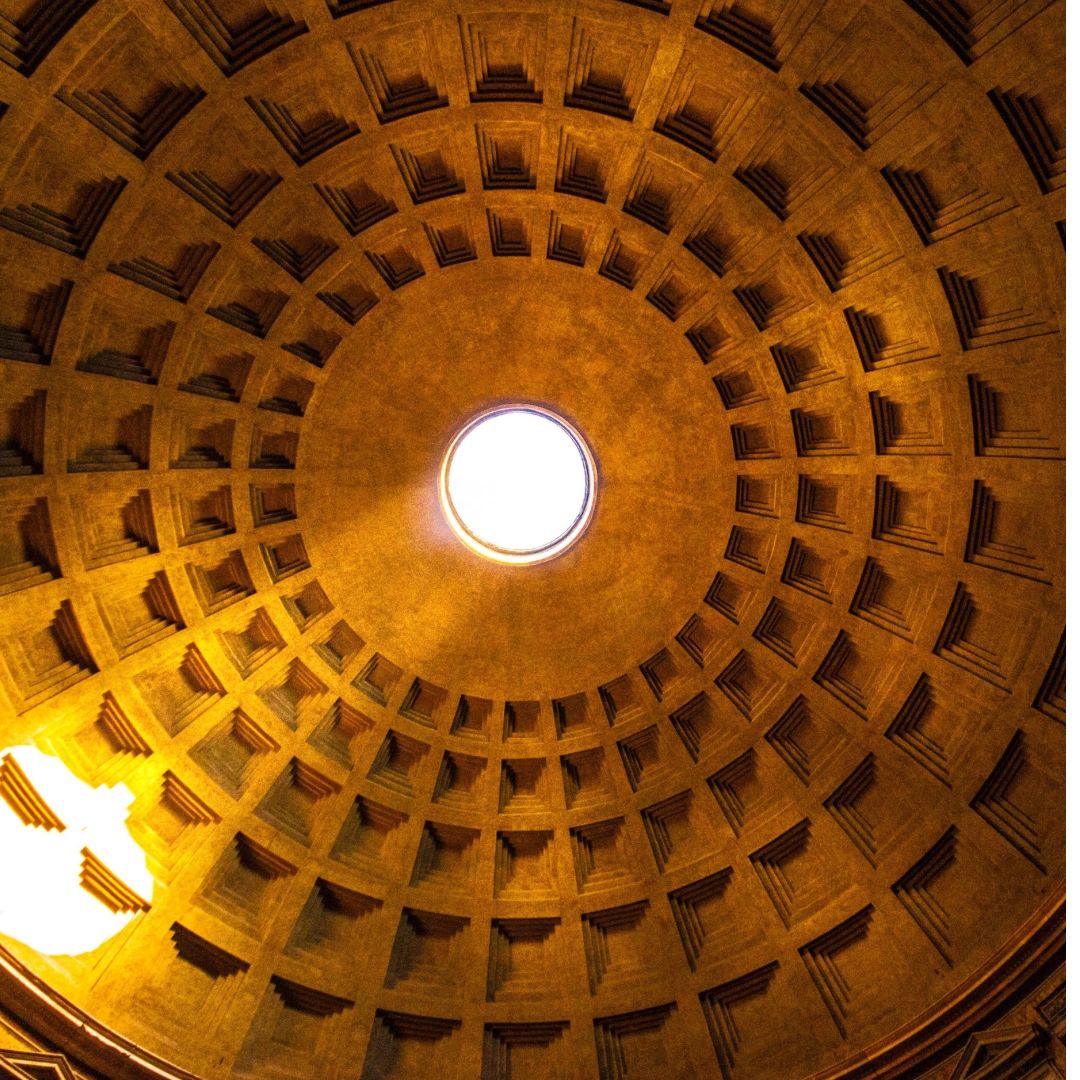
[0,1,1064,1077]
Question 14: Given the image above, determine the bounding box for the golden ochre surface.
[0,0,1064,1077]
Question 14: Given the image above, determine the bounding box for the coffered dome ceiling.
[0,1,1064,1078]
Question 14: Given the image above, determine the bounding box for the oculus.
[439,405,596,565]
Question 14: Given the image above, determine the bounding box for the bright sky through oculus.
[441,407,594,564]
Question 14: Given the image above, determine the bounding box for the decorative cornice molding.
[0,944,198,1080]
[807,887,1064,1079]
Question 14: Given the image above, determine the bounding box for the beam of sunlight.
[0,746,153,956]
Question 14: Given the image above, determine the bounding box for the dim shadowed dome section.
[440,406,595,563]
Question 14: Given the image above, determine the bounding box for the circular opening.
[439,405,596,565]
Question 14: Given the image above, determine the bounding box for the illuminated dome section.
[440,406,595,564]
[0,747,152,957]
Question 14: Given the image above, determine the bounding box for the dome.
[0,1,1065,1078]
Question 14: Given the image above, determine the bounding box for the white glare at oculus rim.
[443,409,593,561]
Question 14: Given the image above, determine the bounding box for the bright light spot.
[440,407,595,564]
[0,746,153,955]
